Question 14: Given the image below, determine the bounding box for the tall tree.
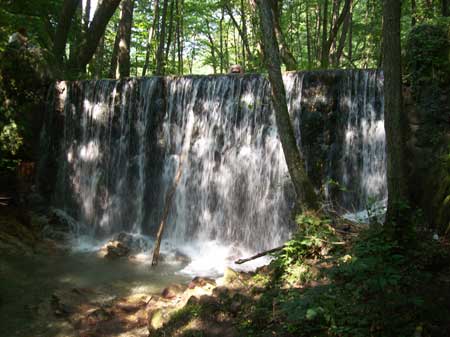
[54,0,81,64]
[269,0,297,70]
[142,0,160,76]
[155,0,169,75]
[321,0,352,68]
[69,0,122,74]
[110,0,135,78]
[255,0,318,211]
[383,0,409,229]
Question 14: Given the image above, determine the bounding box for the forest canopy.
[0,0,448,79]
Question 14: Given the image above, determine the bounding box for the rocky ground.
[0,204,258,337]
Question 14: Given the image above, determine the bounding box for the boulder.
[148,309,164,331]
[48,208,77,232]
[105,240,131,259]
[161,283,186,299]
[223,267,239,285]
[188,276,216,290]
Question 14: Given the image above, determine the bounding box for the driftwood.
[234,245,285,265]
[151,160,184,267]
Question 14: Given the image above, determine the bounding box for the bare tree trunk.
[69,0,122,74]
[155,0,169,75]
[411,0,417,26]
[142,0,159,76]
[348,2,353,65]
[225,4,256,68]
[54,0,81,64]
[109,22,120,78]
[255,0,318,211]
[82,0,91,33]
[334,0,352,67]
[117,0,135,78]
[219,6,224,73]
[320,0,329,68]
[383,0,409,229]
[269,0,297,70]
[306,0,312,69]
[206,20,218,74]
[164,0,175,72]
[321,0,351,68]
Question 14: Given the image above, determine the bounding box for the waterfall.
[41,70,385,252]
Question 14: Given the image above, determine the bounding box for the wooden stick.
[234,245,285,265]
[151,161,184,266]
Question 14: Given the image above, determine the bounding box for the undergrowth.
[239,213,450,337]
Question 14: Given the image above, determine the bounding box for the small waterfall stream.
[41,70,386,257]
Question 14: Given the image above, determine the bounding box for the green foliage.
[273,213,338,285]
[405,23,450,87]
[240,222,450,337]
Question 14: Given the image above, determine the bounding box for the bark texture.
[255,0,318,211]
[110,0,135,78]
[69,0,122,74]
[382,0,409,226]
[54,0,81,64]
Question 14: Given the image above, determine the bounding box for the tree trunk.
[320,0,329,68]
[443,0,449,16]
[109,22,120,78]
[321,0,351,69]
[54,0,81,64]
[383,0,409,229]
[142,0,159,76]
[348,2,353,65]
[224,4,256,68]
[334,0,352,67]
[94,34,105,78]
[269,0,297,70]
[82,0,91,33]
[164,0,175,71]
[155,0,169,75]
[306,0,312,69]
[255,0,318,211]
[112,0,135,79]
[206,20,218,74]
[219,6,224,73]
[411,0,417,26]
[69,0,122,74]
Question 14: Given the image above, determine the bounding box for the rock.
[223,267,239,285]
[188,277,216,290]
[186,295,200,306]
[105,241,131,259]
[212,286,230,298]
[161,284,186,299]
[51,288,94,317]
[148,309,164,331]
[115,232,148,253]
[48,208,77,232]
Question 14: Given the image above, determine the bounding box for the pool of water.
[0,251,191,337]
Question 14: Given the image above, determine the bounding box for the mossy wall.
[405,24,450,233]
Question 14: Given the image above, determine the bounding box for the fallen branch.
[234,245,285,265]
[151,161,184,267]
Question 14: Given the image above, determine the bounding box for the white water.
[43,71,386,276]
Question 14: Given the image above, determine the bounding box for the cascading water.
[41,70,386,265]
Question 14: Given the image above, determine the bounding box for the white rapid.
[41,70,386,265]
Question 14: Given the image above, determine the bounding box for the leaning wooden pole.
[234,245,285,265]
[151,159,184,266]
